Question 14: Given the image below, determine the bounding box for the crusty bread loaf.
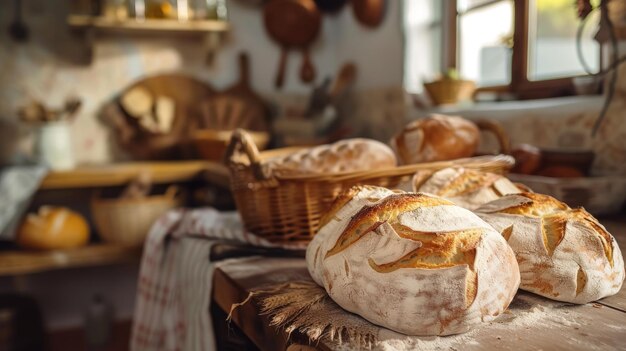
[306,186,520,336]
[266,138,397,176]
[412,167,522,210]
[390,114,479,165]
[307,185,399,286]
[476,192,625,304]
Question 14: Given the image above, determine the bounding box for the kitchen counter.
[213,218,626,351]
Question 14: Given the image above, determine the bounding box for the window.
[527,0,600,81]
[403,0,602,99]
[458,0,514,86]
[403,0,443,93]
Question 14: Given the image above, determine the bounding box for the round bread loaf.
[267,138,397,176]
[476,192,625,304]
[18,206,90,250]
[306,186,520,336]
[412,167,522,210]
[390,114,479,165]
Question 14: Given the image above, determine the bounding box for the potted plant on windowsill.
[423,69,476,106]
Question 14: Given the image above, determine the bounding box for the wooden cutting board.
[198,52,270,132]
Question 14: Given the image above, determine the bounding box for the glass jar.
[102,0,129,19]
[189,0,228,20]
[128,0,146,20]
[35,121,76,171]
[145,0,177,19]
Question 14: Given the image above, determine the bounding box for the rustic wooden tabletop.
[213,219,626,351]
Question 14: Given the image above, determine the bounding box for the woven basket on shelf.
[226,129,515,245]
[91,186,181,247]
[423,78,476,105]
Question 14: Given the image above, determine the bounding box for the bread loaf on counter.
[476,192,625,304]
[306,186,520,336]
[412,167,522,210]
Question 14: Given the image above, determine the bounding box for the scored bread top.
[325,193,453,257]
[415,168,512,197]
[476,192,625,303]
[318,185,404,229]
[308,187,520,335]
[412,167,522,210]
[477,192,569,217]
[307,185,398,286]
[477,193,611,263]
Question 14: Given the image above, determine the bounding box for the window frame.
[443,0,600,99]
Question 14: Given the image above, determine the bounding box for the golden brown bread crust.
[318,185,402,229]
[412,167,522,210]
[437,171,501,197]
[484,193,612,263]
[477,192,624,303]
[369,225,482,308]
[325,193,453,257]
[414,168,503,197]
[366,227,482,272]
[493,192,569,217]
[391,114,480,164]
[325,193,483,308]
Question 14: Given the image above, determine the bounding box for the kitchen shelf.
[67,15,230,33]
[40,161,230,190]
[0,244,142,277]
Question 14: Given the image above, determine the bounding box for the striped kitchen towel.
[130,208,305,351]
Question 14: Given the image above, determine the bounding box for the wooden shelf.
[40,161,230,190]
[67,15,230,33]
[0,244,142,276]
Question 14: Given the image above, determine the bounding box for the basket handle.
[474,119,511,155]
[224,128,270,180]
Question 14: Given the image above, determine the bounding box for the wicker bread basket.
[226,129,515,245]
[91,186,181,247]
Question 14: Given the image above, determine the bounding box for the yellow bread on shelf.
[18,206,90,250]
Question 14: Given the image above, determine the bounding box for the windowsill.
[409,95,604,121]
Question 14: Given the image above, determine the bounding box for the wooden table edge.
[212,266,331,351]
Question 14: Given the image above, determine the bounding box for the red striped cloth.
[130,208,305,351]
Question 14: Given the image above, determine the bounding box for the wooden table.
[213,219,626,351]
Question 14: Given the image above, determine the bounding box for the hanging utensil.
[305,77,332,117]
[314,0,348,13]
[351,0,386,28]
[8,0,29,42]
[328,62,357,101]
[263,0,321,88]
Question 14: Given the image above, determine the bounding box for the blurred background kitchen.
[0,0,625,350]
